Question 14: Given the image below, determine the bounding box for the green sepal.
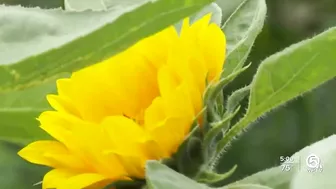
[174,124,204,178]
[203,63,251,125]
[203,106,241,160]
[205,63,251,102]
[196,165,237,184]
[225,85,250,113]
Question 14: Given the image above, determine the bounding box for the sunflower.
[18,14,226,189]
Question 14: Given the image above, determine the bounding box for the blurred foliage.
[0,1,60,188]
[218,0,336,184]
[0,142,48,188]
[1,0,336,188]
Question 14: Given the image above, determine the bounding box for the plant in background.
[1,0,336,189]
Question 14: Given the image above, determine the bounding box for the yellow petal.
[43,169,77,189]
[38,111,81,144]
[144,97,166,129]
[139,139,165,160]
[180,17,190,36]
[57,173,110,189]
[18,141,87,170]
[198,23,226,81]
[68,65,124,122]
[70,122,127,178]
[180,13,211,44]
[47,95,81,117]
[115,58,159,121]
[61,52,160,123]
[131,26,178,69]
[162,81,195,120]
[157,65,180,97]
[109,152,145,178]
[56,78,73,97]
[150,117,190,155]
[189,13,211,32]
[102,116,148,147]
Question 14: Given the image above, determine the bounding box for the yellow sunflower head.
[18,14,226,189]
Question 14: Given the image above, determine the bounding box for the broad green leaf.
[233,167,293,189]
[0,80,56,144]
[290,135,336,189]
[146,161,206,189]
[232,135,336,189]
[221,0,267,77]
[215,27,336,164]
[0,109,50,144]
[0,0,215,92]
[0,5,137,65]
[216,0,245,20]
[175,2,223,32]
[147,161,262,189]
[0,72,69,144]
[193,2,222,26]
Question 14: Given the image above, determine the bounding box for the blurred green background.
[0,0,336,188]
[219,0,336,184]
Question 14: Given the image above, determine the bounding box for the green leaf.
[146,161,206,189]
[221,0,267,77]
[0,5,137,66]
[192,2,222,26]
[0,73,69,144]
[290,135,336,189]
[233,167,293,189]
[175,2,223,32]
[216,0,245,20]
[0,0,215,92]
[232,135,336,189]
[0,80,57,144]
[0,109,50,145]
[215,27,336,166]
